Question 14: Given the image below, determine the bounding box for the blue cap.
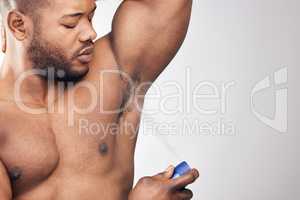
[171,161,192,179]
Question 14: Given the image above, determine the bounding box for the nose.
[79,24,97,42]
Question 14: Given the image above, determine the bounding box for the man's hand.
[129,166,199,200]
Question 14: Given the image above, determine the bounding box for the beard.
[27,29,89,83]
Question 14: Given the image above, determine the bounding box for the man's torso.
[0,37,142,200]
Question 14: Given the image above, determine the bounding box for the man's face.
[28,0,97,82]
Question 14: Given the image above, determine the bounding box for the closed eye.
[63,24,76,29]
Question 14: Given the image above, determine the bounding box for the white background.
[1,0,299,199]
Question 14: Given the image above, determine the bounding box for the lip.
[77,54,93,64]
[77,46,94,63]
[79,46,94,55]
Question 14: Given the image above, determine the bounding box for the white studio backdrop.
[1,0,299,199]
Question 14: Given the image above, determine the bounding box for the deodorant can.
[171,161,192,179]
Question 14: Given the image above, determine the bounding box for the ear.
[7,10,27,41]
[1,24,7,53]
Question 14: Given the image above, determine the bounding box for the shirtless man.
[0,0,199,199]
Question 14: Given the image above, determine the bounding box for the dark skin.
[0,0,198,199]
[129,166,199,200]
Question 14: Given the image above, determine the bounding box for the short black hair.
[0,0,50,16]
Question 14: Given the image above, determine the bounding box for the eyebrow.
[62,5,97,18]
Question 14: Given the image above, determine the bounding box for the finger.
[174,189,193,200]
[171,168,199,190]
[154,165,175,179]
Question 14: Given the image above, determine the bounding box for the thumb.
[156,165,175,179]
[165,165,175,178]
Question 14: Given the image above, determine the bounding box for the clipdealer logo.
[8,66,289,135]
[251,67,288,133]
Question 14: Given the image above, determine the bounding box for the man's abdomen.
[14,161,134,200]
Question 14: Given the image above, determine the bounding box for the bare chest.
[0,110,59,195]
[0,105,136,197]
[0,70,140,196]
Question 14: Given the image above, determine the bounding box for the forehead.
[49,0,96,14]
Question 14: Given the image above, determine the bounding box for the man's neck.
[0,62,57,107]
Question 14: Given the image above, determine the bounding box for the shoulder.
[0,158,12,199]
[82,34,124,84]
[91,34,118,69]
[0,101,23,138]
[0,104,9,159]
[0,102,13,145]
[87,33,139,81]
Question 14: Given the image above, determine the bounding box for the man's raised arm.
[0,160,12,200]
[110,0,193,83]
